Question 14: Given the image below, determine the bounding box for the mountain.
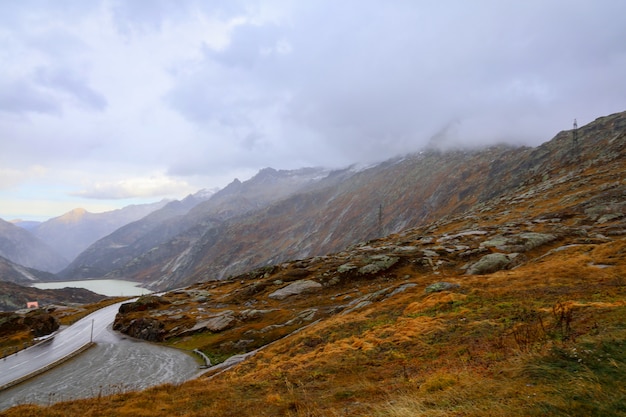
[30,200,172,263]
[0,219,68,273]
[58,111,626,291]
[0,255,58,286]
[9,220,41,231]
[11,110,626,416]
[58,168,330,281]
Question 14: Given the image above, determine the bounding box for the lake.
[32,279,152,297]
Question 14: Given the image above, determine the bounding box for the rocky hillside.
[0,219,67,273]
[0,255,57,286]
[8,111,625,417]
[59,167,331,282]
[56,192,211,280]
[59,111,625,292]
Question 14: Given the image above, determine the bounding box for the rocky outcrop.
[0,309,59,338]
[466,253,519,275]
[118,295,171,314]
[268,280,322,300]
[113,317,165,342]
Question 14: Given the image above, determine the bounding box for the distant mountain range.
[1,191,214,275]
[1,110,625,294]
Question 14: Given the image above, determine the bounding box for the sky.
[1,0,625,221]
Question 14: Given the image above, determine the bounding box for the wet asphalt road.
[0,303,201,411]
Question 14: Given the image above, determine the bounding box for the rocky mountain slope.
[0,219,67,273]
[60,111,625,292]
[0,255,57,286]
[7,110,625,416]
[59,167,331,282]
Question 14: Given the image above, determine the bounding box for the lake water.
[32,279,151,297]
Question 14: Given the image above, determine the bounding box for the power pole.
[572,118,578,148]
[378,203,383,237]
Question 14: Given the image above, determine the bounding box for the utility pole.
[572,118,578,148]
[378,203,383,237]
[90,319,94,343]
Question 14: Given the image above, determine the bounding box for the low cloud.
[1,0,626,220]
[71,176,195,200]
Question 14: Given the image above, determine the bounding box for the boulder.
[358,255,399,275]
[197,311,236,333]
[425,282,460,293]
[268,280,322,300]
[113,317,165,342]
[466,253,518,275]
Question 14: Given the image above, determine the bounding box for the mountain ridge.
[55,110,626,291]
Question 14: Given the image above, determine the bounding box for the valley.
[0,110,625,416]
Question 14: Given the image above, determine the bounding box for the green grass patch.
[523,338,626,416]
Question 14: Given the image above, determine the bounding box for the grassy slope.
[4,206,625,415]
[4,238,624,417]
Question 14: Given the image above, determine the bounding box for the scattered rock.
[358,255,399,275]
[388,283,418,298]
[196,311,236,333]
[239,309,276,321]
[337,263,358,274]
[425,282,460,293]
[268,280,322,300]
[480,233,556,252]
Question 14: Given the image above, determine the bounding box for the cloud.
[2,0,626,220]
[0,79,61,115]
[0,165,48,189]
[34,67,107,111]
[163,0,626,172]
[71,176,196,200]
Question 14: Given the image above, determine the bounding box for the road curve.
[0,301,200,410]
[0,301,126,390]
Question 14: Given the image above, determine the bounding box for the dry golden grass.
[4,164,626,417]
[3,243,625,416]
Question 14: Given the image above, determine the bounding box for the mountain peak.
[57,208,90,223]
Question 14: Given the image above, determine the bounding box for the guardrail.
[0,342,95,392]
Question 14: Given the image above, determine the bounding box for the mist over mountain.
[58,168,330,281]
[30,200,171,262]
[57,110,626,291]
[0,219,67,273]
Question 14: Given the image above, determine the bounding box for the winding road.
[0,301,200,410]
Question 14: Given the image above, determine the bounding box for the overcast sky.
[1,0,625,221]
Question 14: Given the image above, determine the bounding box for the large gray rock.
[467,253,518,275]
[480,233,556,252]
[184,310,236,334]
[204,312,236,332]
[268,280,322,300]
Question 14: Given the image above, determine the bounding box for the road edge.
[0,342,96,392]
